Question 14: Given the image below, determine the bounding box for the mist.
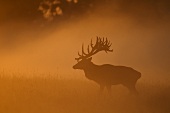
[0,1,170,113]
[0,0,170,79]
[0,1,170,79]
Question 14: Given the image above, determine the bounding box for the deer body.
[73,58,141,94]
[73,37,141,94]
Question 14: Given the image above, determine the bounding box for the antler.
[75,37,113,61]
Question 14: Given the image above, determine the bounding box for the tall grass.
[0,73,169,113]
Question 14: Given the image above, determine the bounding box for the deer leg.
[127,84,138,95]
[123,81,138,95]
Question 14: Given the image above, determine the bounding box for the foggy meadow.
[0,0,170,113]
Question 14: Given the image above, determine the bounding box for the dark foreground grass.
[0,75,169,113]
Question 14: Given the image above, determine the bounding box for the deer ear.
[88,57,92,61]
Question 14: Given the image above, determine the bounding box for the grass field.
[0,73,169,113]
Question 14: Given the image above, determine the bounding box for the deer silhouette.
[73,37,141,95]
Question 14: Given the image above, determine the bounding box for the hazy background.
[0,0,170,80]
[0,1,170,113]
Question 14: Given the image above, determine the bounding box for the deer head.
[73,37,113,69]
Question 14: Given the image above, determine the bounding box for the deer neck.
[83,62,98,78]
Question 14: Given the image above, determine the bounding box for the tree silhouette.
[38,0,100,21]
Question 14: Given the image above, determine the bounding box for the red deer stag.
[73,37,141,94]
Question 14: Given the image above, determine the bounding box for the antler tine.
[108,43,112,47]
[99,38,103,45]
[108,41,112,47]
[102,37,104,42]
[104,38,111,47]
[102,37,106,45]
[75,37,113,61]
[87,45,90,53]
[109,48,113,52]
[107,41,113,52]
[95,37,99,47]
[99,37,102,44]
[105,37,108,44]
[106,40,110,47]
[98,37,103,46]
[90,39,94,48]
[107,40,113,51]
[78,51,81,57]
[108,44,113,52]
[102,37,113,52]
